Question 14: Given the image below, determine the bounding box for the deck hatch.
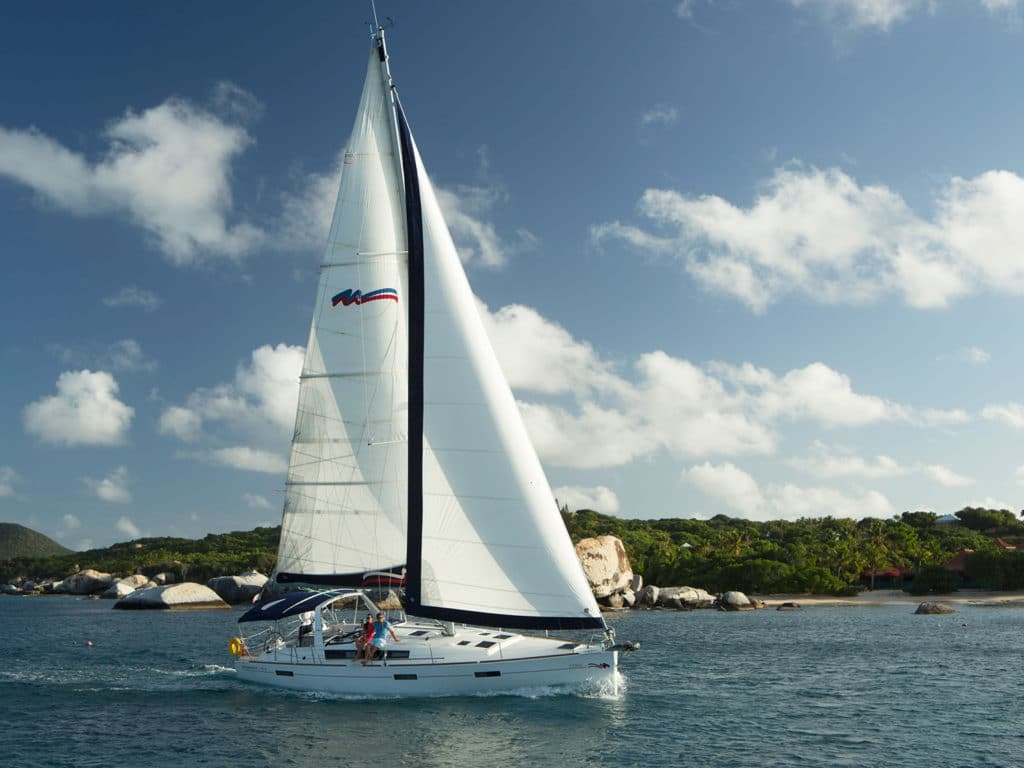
[476,641,496,648]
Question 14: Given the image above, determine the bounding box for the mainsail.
[276,30,603,630]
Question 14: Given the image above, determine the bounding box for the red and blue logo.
[331,288,399,307]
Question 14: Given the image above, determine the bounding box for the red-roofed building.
[944,549,974,573]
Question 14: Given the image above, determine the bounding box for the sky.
[3,0,1024,550]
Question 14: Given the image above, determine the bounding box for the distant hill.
[0,525,281,584]
[0,523,73,559]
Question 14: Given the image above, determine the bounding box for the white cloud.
[968,496,1017,513]
[767,484,895,521]
[1015,466,1024,485]
[0,466,18,497]
[103,286,162,312]
[594,166,1024,313]
[62,513,81,530]
[275,149,345,252]
[479,302,621,396]
[82,466,132,503]
[479,302,961,471]
[788,0,919,30]
[925,464,974,487]
[791,443,977,488]
[641,105,679,127]
[159,406,203,442]
[961,347,991,365]
[162,344,300,475]
[24,370,134,446]
[787,0,1021,30]
[739,362,893,426]
[789,443,907,478]
[161,343,303,444]
[106,339,157,373]
[436,184,509,268]
[683,462,766,516]
[982,403,1024,428]
[210,446,287,474]
[243,493,273,510]
[553,485,621,514]
[46,339,156,374]
[211,80,265,124]
[115,516,141,539]
[684,460,895,520]
[0,93,264,264]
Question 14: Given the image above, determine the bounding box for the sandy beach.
[754,589,1024,608]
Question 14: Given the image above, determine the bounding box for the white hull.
[234,621,618,698]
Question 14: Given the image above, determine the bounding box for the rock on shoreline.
[207,571,267,605]
[113,583,229,610]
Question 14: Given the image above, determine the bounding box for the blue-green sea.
[1,596,1021,767]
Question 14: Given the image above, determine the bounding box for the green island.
[3,507,1024,596]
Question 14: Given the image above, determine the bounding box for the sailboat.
[231,25,630,697]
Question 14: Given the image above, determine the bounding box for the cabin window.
[474,670,500,678]
[325,649,359,660]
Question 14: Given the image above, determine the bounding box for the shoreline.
[753,589,1024,608]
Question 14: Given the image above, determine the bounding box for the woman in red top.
[355,614,375,661]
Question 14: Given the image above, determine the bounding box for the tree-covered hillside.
[0,522,72,560]
[0,526,279,583]
[6,507,1024,594]
[562,507,1024,594]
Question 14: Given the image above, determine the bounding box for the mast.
[376,25,426,616]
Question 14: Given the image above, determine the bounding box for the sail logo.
[331,288,399,307]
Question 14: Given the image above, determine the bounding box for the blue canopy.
[238,590,355,624]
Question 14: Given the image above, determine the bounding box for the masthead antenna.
[370,0,381,30]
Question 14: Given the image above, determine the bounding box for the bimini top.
[238,589,352,624]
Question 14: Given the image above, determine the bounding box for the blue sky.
[3,0,1024,550]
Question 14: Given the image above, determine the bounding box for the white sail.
[407,137,602,627]
[276,47,408,583]
[276,33,603,629]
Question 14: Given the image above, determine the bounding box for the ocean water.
[1,597,1021,768]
